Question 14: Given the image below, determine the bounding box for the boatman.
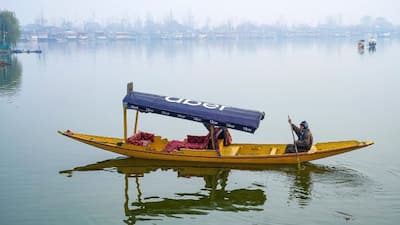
[285,118,313,153]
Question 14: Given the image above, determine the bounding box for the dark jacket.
[292,124,313,150]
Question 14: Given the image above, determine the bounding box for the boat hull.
[58,130,373,164]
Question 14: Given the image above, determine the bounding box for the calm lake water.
[1,38,399,225]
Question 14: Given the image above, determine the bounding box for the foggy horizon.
[2,0,400,26]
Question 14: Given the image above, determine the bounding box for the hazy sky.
[2,0,399,26]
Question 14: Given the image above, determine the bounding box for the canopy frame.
[122,82,265,141]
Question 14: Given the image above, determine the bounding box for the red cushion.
[127,131,155,146]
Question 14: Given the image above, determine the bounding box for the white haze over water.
[2,0,400,26]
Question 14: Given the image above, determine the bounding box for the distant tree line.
[0,10,20,46]
[25,12,399,35]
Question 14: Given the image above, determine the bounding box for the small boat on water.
[368,38,377,52]
[59,83,373,164]
[11,49,23,54]
[368,38,377,47]
[11,49,42,54]
[358,40,365,49]
[26,49,42,54]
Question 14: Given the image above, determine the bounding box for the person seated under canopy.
[164,123,232,152]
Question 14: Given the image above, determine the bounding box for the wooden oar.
[288,116,301,169]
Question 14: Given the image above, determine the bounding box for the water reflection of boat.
[63,156,335,173]
[61,158,270,224]
[60,157,367,223]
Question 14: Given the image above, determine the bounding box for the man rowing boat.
[285,118,313,153]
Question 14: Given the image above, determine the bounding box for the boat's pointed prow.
[58,130,74,137]
[362,141,374,146]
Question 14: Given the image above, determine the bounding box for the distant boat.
[11,49,23,54]
[78,33,89,41]
[357,40,365,49]
[56,36,67,42]
[14,49,42,54]
[30,35,38,41]
[65,31,78,41]
[95,31,108,40]
[368,38,377,48]
[37,33,49,42]
[96,36,108,40]
[378,32,391,38]
[113,32,136,41]
[198,33,208,39]
[30,49,42,54]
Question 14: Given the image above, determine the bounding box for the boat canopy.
[123,91,265,133]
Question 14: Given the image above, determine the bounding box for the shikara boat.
[59,82,373,164]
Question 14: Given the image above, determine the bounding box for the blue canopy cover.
[123,91,265,133]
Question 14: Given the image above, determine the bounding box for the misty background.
[3,0,400,26]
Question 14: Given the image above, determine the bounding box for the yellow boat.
[59,82,373,164]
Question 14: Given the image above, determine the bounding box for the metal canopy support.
[134,110,139,134]
[127,82,133,94]
[123,105,128,141]
[210,126,215,150]
[125,81,134,140]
